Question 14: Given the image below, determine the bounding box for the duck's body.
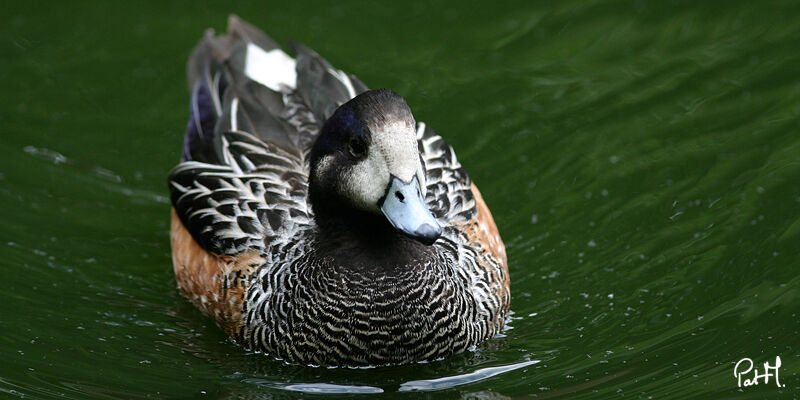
[169,16,509,366]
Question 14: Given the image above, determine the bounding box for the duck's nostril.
[395,191,405,202]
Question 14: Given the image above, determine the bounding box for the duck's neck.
[309,196,433,271]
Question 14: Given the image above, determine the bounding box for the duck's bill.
[379,175,442,245]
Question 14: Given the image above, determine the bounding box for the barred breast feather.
[168,16,509,366]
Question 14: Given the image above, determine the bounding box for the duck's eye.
[348,138,366,158]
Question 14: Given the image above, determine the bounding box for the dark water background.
[2,1,800,398]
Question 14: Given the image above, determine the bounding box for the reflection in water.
[243,379,384,394]
[398,360,539,392]
[281,383,384,394]
[239,360,539,394]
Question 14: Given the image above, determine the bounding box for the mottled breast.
[240,228,505,366]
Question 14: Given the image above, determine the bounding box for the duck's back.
[168,16,509,366]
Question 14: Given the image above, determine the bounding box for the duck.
[168,15,509,366]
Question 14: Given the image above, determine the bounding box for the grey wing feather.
[290,42,368,122]
[169,131,310,256]
[416,122,477,224]
[226,15,280,52]
[175,17,366,256]
[185,19,304,163]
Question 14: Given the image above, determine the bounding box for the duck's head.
[309,89,442,245]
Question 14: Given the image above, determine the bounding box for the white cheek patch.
[335,122,426,213]
[339,152,389,213]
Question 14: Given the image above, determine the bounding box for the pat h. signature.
[734,356,784,388]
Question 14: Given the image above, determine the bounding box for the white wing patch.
[244,43,297,92]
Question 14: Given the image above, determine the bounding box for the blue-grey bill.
[380,176,442,245]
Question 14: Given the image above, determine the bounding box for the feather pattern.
[168,16,509,366]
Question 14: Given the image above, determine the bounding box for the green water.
[2,1,800,398]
